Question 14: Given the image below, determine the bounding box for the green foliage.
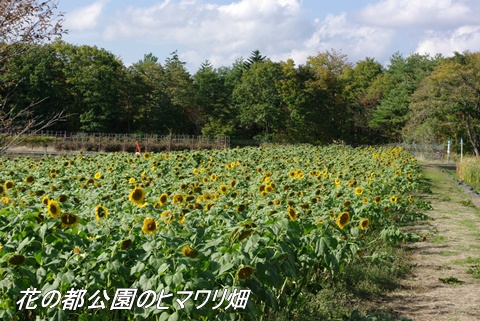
[0,145,428,320]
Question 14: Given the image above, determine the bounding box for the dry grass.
[457,156,480,184]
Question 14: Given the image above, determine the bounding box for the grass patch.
[433,235,446,244]
[438,276,465,285]
[459,219,478,231]
[272,233,415,321]
[440,251,458,257]
[452,257,480,279]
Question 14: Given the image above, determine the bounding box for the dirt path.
[381,165,480,321]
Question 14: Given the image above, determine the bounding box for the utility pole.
[460,137,463,162]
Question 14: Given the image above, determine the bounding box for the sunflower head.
[24,175,34,184]
[61,213,79,228]
[390,196,398,203]
[158,193,168,206]
[360,218,370,230]
[374,196,381,204]
[287,206,297,222]
[4,180,14,190]
[58,194,68,203]
[336,211,350,229]
[94,172,102,180]
[172,193,185,206]
[47,199,61,218]
[8,254,25,266]
[237,265,254,280]
[129,186,146,207]
[219,184,229,195]
[121,239,133,250]
[354,187,363,195]
[95,205,109,220]
[0,185,4,195]
[42,196,50,205]
[181,246,198,258]
[142,218,158,234]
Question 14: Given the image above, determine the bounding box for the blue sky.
[57,0,480,72]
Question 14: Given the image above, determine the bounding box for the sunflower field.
[0,145,426,320]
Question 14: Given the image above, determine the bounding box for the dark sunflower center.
[50,205,58,215]
[132,189,143,201]
[147,222,156,230]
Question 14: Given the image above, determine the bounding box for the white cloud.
[357,0,471,28]
[103,0,312,68]
[302,13,395,63]
[416,25,480,56]
[65,0,108,31]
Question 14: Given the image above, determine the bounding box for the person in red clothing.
[135,141,141,154]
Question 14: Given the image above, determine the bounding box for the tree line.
[2,40,480,154]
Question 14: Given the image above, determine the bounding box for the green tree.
[126,53,171,133]
[0,0,65,153]
[342,57,384,144]
[244,49,267,69]
[406,52,480,155]
[369,52,441,142]
[303,50,352,143]
[194,61,234,136]
[163,51,197,134]
[53,41,126,132]
[233,60,285,141]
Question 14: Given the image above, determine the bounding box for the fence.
[388,143,446,160]
[23,131,230,152]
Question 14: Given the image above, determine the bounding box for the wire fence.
[21,131,230,152]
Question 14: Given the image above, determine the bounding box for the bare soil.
[380,164,480,321]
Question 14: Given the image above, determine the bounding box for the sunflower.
[24,175,34,184]
[390,196,398,203]
[360,218,370,230]
[47,199,61,218]
[237,265,254,280]
[4,180,14,190]
[143,152,151,159]
[94,172,102,180]
[408,195,414,203]
[273,199,281,206]
[219,184,229,195]
[362,197,369,204]
[210,173,218,182]
[182,246,198,258]
[172,193,185,206]
[354,187,363,195]
[336,211,350,229]
[94,205,109,220]
[129,186,146,207]
[0,185,4,196]
[265,185,273,193]
[158,193,168,206]
[161,211,174,224]
[58,194,68,203]
[142,218,158,234]
[121,239,133,250]
[230,179,237,188]
[8,254,25,266]
[129,177,136,184]
[61,213,79,228]
[41,196,50,205]
[374,196,381,204]
[206,202,215,211]
[287,206,297,221]
[343,200,351,207]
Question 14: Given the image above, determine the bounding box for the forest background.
[2,39,480,155]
